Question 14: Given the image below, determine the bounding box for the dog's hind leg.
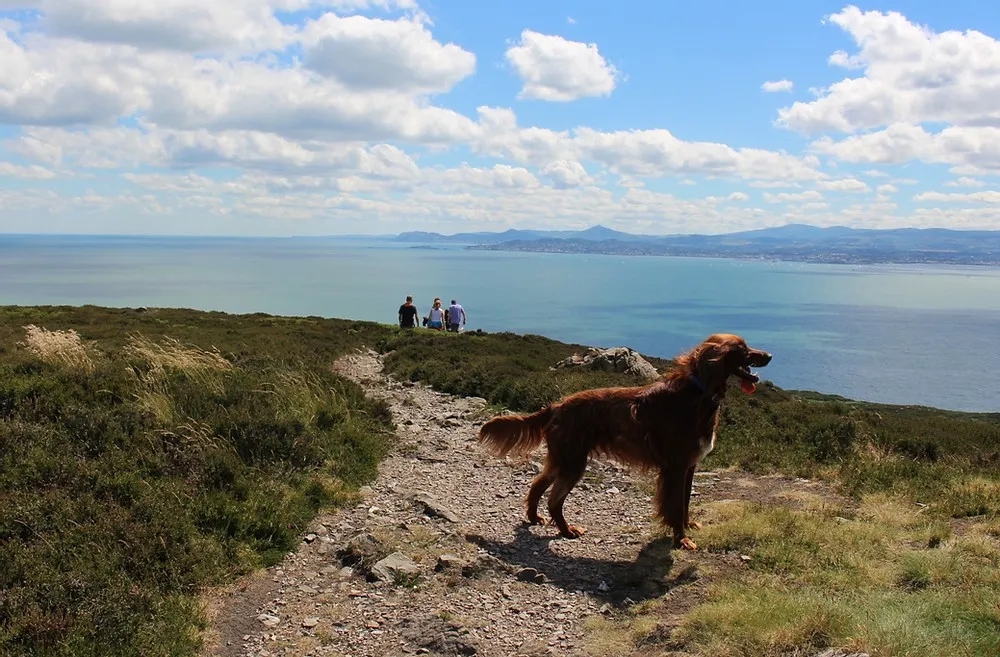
[525,464,555,526]
[546,457,588,539]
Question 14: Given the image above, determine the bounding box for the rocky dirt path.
[199,349,838,657]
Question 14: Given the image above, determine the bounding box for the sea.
[2,234,999,414]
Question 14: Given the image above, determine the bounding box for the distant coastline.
[465,238,1000,266]
[392,223,1000,267]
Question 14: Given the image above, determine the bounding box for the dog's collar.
[689,375,723,404]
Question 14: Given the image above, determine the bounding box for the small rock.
[409,491,460,523]
[256,614,280,628]
[371,552,421,583]
[337,532,384,570]
[516,567,546,584]
[740,555,752,562]
[301,617,319,629]
[303,533,317,544]
[435,554,466,572]
[399,613,479,656]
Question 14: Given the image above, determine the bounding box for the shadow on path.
[467,524,696,607]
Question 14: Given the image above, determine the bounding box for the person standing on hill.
[398,295,419,329]
[426,297,446,330]
[447,299,466,332]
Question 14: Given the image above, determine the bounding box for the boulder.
[554,347,660,381]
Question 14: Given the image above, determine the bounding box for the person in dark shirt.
[398,295,419,329]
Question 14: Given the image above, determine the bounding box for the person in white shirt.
[425,297,446,330]
[447,299,466,332]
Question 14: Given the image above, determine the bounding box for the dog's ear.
[694,339,732,390]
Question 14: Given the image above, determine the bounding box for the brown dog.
[476,333,772,550]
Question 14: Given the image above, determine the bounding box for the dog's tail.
[477,405,553,457]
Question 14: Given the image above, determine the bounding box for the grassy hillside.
[378,329,1000,512]
[378,328,1000,657]
[0,306,399,656]
[3,306,998,656]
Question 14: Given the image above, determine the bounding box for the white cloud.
[504,30,618,101]
[763,190,824,203]
[816,177,869,192]
[811,123,1000,173]
[944,176,986,187]
[300,14,475,93]
[540,160,591,188]
[473,107,822,181]
[0,161,56,179]
[8,1,420,53]
[778,6,1000,134]
[2,3,999,235]
[761,79,794,93]
[9,125,428,178]
[38,0,289,53]
[748,180,802,189]
[0,11,477,145]
[914,190,1000,204]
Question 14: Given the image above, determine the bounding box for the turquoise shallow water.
[3,234,1000,412]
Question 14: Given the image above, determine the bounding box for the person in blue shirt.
[447,299,466,332]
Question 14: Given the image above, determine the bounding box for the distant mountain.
[421,223,1000,266]
[392,224,644,244]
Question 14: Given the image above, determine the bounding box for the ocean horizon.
[3,233,999,413]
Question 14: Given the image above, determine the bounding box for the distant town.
[391,224,1000,266]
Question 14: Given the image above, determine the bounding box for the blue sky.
[1,1,999,235]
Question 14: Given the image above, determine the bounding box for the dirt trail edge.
[199,348,833,657]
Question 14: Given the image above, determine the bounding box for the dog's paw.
[526,514,549,526]
[561,525,586,539]
[678,537,698,551]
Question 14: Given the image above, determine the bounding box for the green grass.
[376,328,1000,656]
[670,498,1000,656]
[4,307,1000,657]
[376,328,671,412]
[0,305,399,656]
[378,329,1000,515]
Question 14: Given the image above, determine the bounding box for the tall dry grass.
[123,333,233,425]
[123,333,231,374]
[19,324,97,373]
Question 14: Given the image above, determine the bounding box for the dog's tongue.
[739,379,757,395]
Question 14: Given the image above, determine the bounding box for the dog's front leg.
[656,468,698,550]
[683,466,702,531]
